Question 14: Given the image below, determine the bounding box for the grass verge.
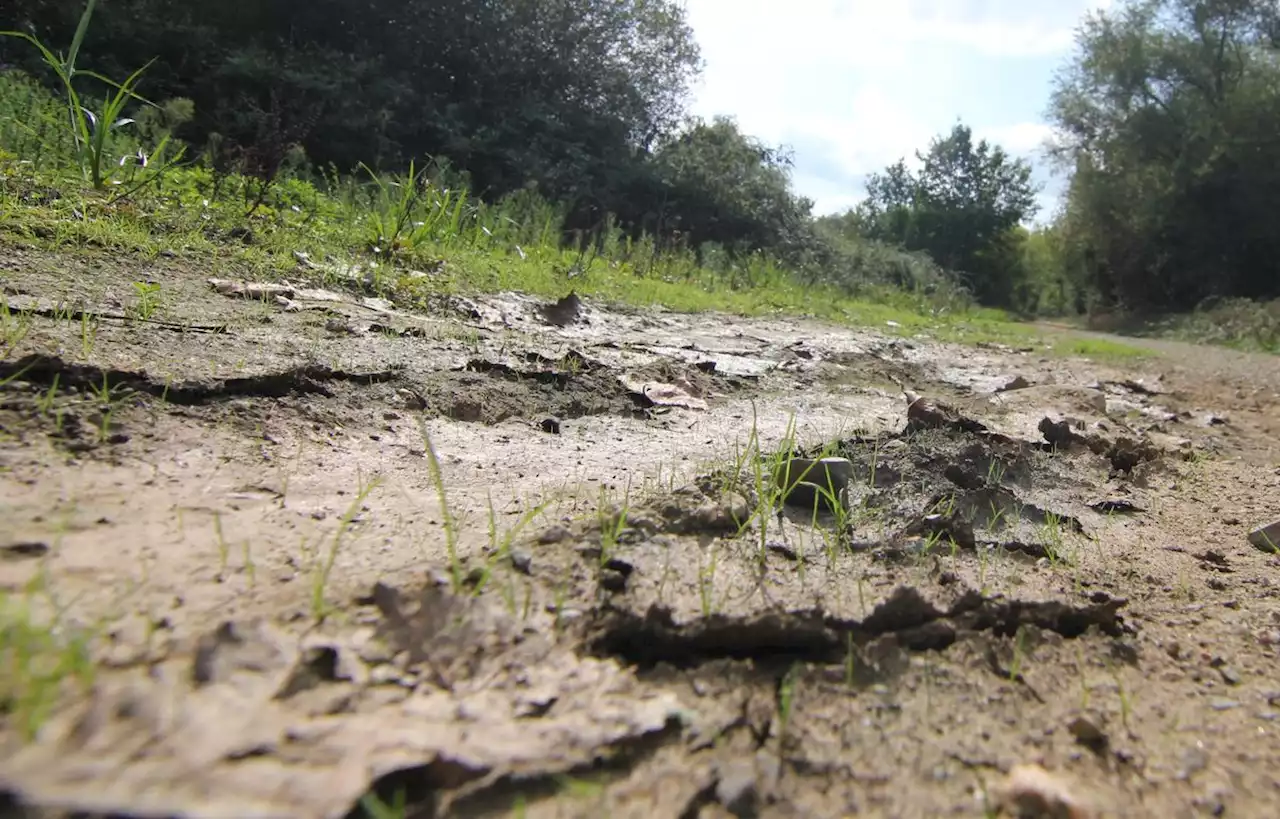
[0,68,1044,344]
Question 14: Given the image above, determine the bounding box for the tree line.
[5,0,1279,315]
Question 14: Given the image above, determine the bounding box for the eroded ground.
[2,246,1280,818]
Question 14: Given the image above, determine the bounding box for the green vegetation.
[819,124,1039,311]
[0,65,1003,334]
[1047,0,1280,317]
[0,588,96,740]
[2,0,1277,349]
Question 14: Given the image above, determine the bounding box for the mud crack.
[0,354,400,405]
[586,587,1127,669]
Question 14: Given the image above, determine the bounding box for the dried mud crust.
[1,247,1280,819]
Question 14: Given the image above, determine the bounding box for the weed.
[310,473,383,619]
[1,0,182,192]
[128,281,162,320]
[775,663,802,749]
[843,633,858,687]
[0,589,96,739]
[417,419,462,592]
[79,310,98,359]
[212,512,229,578]
[1009,625,1030,683]
[359,789,407,819]
[1,300,33,357]
[698,544,719,616]
[35,373,60,417]
[1112,662,1133,731]
[482,492,547,610]
[241,539,256,588]
[1076,643,1090,710]
[596,483,631,567]
[1039,511,1069,567]
[85,371,117,442]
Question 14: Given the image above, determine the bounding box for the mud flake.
[0,541,49,560]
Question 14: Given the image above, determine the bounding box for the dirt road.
[2,247,1279,818]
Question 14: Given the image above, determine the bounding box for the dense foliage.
[825,125,1039,310]
[5,0,1280,325]
[1048,0,1280,313]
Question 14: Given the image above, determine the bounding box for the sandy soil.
[1,245,1279,819]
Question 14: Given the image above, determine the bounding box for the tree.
[1049,0,1280,312]
[855,124,1039,307]
[648,117,815,258]
[3,0,703,221]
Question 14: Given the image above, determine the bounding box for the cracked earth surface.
[2,247,1280,818]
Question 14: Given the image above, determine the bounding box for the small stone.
[1219,666,1242,686]
[998,764,1091,819]
[776,456,853,513]
[354,633,394,666]
[1068,715,1109,754]
[508,548,533,575]
[997,375,1032,392]
[537,525,571,545]
[369,665,404,687]
[1248,519,1280,553]
[1178,747,1209,780]
[1194,786,1230,817]
[715,759,760,817]
[721,492,749,523]
[1166,641,1182,660]
[1210,698,1241,711]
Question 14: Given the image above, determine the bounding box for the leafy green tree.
[649,117,815,258]
[855,124,1039,307]
[1049,0,1280,311]
[4,0,702,223]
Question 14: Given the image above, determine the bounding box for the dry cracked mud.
[2,246,1280,818]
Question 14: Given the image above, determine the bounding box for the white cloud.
[977,122,1055,158]
[682,0,1114,215]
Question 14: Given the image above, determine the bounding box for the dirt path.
[2,247,1279,818]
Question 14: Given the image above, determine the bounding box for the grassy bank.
[0,69,1156,361]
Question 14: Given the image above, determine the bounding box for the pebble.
[508,548,533,575]
[1068,715,1109,753]
[1178,747,1209,779]
[998,764,1092,819]
[715,760,759,816]
[1209,698,1241,711]
[599,568,627,592]
[1248,518,1280,552]
[1219,666,1242,686]
[537,525,571,545]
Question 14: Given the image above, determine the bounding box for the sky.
[682,0,1114,222]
